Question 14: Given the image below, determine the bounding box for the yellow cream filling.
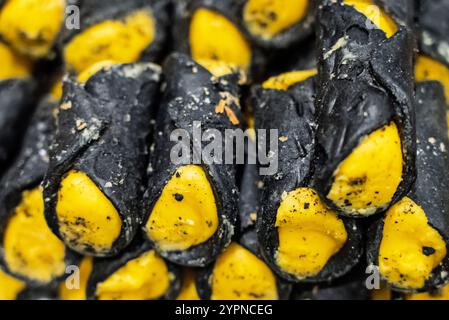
[379,197,447,290]
[243,0,309,40]
[327,122,403,216]
[0,41,31,80]
[0,0,65,58]
[177,268,200,300]
[0,268,25,300]
[415,55,449,104]
[64,10,155,75]
[59,256,93,300]
[146,165,219,251]
[211,243,278,300]
[56,170,122,255]
[343,0,397,38]
[76,60,116,83]
[262,69,317,90]
[275,188,347,279]
[95,250,170,300]
[190,8,251,77]
[3,187,66,283]
[50,80,63,101]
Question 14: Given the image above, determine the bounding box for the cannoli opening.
[3,187,66,283]
[64,9,155,74]
[94,250,170,300]
[327,122,403,216]
[211,243,278,300]
[0,268,25,300]
[379,197,447,290]
[243,0,309,40]
[0,41,31,80]
[275,188,347,279]
[56,170,122,255]
[146,165,219,252]
[0,0,65,58]
[189,8,251,77]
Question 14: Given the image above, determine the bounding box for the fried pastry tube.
[43,63,161,257]
[313,0,416,217]
[367,82,449,292]
[0,91,78,286]
[253,70,362,283]
[0,41,36,175]
[142,53,243,266]
[415,0,449,133]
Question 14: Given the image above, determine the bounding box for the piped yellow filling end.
[177,268,200,300]
[327,122,403,216]
[262,69,317,90]
[275,188,347,279]
[211,243,278,300]
[243,0,309,40]
[50,80,63,101]
[0,268,25,300]
[0,41,31,80]
[379,197,447,290]
[146,165,218,251]
[190,8,251,77]
[0,0,65,58]
[76,60,116,84]
[4,187,66,283]
[56,170,122,255]
[64,10,155,75]
[343,0,397,38]
[95,250,170,300]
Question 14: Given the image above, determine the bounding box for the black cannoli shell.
[0,97,80,286]
[265,35,317,79]
[238,163,260,233]
[0,78,37,176]
[44,63,161,257]
[292,263,370,300]
[253,77,363,283]
[417,0,449,67]
[314,1,416,216]
[367,82,449,293]
[142,53,242,266]
[17,284,59,301]
[376,0,416,28]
